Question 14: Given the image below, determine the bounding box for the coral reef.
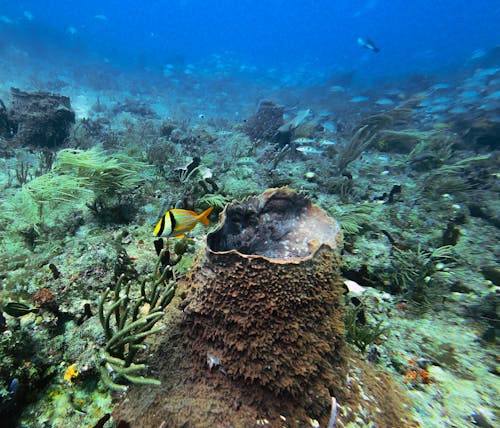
[0,99,14,138]
[114,189,417,428]
[8,88,75,148]
[243,100,284,142]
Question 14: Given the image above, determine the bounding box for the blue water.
[1,0,499,82]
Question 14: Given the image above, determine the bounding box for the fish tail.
[197,206,214,226]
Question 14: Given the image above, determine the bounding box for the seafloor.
[0,46,499,428]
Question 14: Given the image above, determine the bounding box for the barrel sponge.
[182,187,345,397]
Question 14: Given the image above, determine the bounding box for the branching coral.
[97,248,176,391]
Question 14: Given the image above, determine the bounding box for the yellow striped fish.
[153,207,214,238]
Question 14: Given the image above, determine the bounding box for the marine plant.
[329,203,374,235]
[52,147,150,223]
[53,148,148,199]
[421,154,491,198]
[387,244,455,304]
[344,303,387,352]
[2,172,92,243]
[336,113,393,173]
[97,247,176,391]
[197,193,228,209]
[408,132,454,168]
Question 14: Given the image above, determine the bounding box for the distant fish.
[296,146,324,155]
[319,139,338,147]
[67,26,77,35]
[321,121,337,132]
[475,67,500,78]
[23,11,34,21]
[94,14,108,21]
[486,90,500,100]
[350,96,369,103]
[449,106,467,114]
[329,85,346,93]
[0,15,13,24]
[292,138,315,145]
[375,98,395,106]
[430,83,451,91]
[153,207,214,238]
[357,37,380,53]
[469,49,485,60]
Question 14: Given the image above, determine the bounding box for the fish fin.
[197,206,214,226]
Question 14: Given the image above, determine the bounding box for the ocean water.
[0,1,499,428]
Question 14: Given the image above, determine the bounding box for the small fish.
[375,97,395,106]
[296,146,324,155]
[153,207,214,238]
[329,85,345,93]
[350,96,369,103]
[3,302,39,317]
[430,83,451,91]
[319,139,338,147]
[0,15,13,24]
[292,138,315,144]
[357,37,380,53]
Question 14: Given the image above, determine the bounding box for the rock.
[8,87,75,148]
[481,265,500,286]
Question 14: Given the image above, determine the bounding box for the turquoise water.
[0,2,499,427]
